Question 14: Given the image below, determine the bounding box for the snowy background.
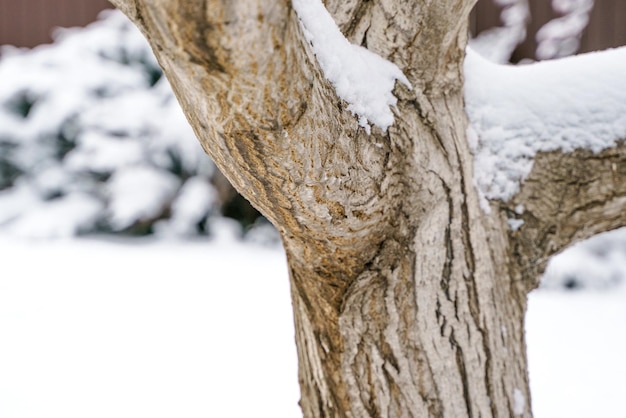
[0,6,624,418]
[0,237,624,418]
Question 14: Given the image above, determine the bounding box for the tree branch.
[464,47,626,283]
[506,142,626,283]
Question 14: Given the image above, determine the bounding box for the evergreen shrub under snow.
[0,10,270,239]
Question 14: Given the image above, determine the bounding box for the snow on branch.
[292,0,411,133]
[464,46,626,203]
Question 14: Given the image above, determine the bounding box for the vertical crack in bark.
[440,178,455,302]
[481,325,497,418]
[455,126,502,418]
[383,263,425,418]
[326,0,374,42]
[450,330,475,418]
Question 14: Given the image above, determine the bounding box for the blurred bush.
[0,10,270,240]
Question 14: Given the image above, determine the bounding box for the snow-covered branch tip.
[292,0,411,134]
[464,46,626,205]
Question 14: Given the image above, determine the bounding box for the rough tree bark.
[108,1,626,417]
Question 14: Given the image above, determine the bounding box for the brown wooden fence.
[1,0,625,55]
[0,0,111,47]
[472,0,626,61]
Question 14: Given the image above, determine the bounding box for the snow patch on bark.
[464,46,626,202]
[507,218,525,231]
[513,388,525,415]
[292,0,411,133]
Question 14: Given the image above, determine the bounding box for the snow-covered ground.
[0,237,299,418]
[0,237,624,418]
[527,289,626,418]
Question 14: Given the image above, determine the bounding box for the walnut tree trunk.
[108,0,626,417]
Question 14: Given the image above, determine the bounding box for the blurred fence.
[1,0,624,55]
[0,0,111,47]
[471,0,626,61]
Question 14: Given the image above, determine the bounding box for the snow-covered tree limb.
[465,46,626,282]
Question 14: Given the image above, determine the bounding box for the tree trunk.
[284,89,532,417]
[107,0,626,417]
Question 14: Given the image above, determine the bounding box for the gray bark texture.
[108,0,626,417]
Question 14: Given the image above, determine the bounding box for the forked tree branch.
[108,0,626,293]
[105,3,544,417]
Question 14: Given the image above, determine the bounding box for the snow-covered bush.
[542,229,626,290]
[0,10,270,239]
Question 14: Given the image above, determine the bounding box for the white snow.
[107,165,181,230]
[513,388,525,415]
[0,7,624,416]
[507,218,525,231]
[65,131,145,173]
[527,286,626,418]
[542,229,626,289]
[0,237,300,418]
[464,46,626,201]
[0,185,40,226]
[0,236,624,418]
[292,0,410,133]
[5,193,103,238]
[156,176,217,237]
